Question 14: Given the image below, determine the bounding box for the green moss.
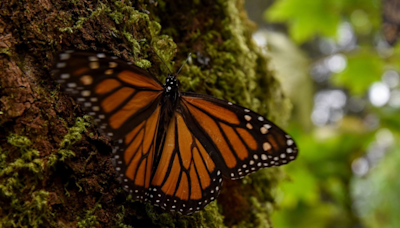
[48,116,91,166]
[2,134,43,180]
[77,203,101,228]
[59,3,111,33]
[145,201,225,228]
[0,134,53,227]
[197,202,226,228]
[113,205,134,228]
[249,196,273,228]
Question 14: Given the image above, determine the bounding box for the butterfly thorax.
[163,75,180,105]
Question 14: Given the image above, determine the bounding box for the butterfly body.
[53,50,298,215]
[151,75,180,180]
[158,75,181,137]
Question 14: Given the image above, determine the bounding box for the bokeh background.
[244,0,400,227]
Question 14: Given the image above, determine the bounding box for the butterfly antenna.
[176,53,191,76]
[138,39,173,75]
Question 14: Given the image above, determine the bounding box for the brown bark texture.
[0,0,292,227]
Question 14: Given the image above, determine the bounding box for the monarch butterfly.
[53,50,298,215]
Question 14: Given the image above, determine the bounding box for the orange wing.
[179,92,298,180]
[54,50,164,197]
[53,50,163,139]
[146,113,222,215]
[114,106,161,198]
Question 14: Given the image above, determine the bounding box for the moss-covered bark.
[0,0,292,227]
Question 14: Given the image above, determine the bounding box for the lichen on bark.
[0,0,292,227]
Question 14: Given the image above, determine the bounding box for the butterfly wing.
[53,50,164,197]
[138,91,298,215]
[53,50,163,139]
[144,112,222,215]
[179,92,298,180]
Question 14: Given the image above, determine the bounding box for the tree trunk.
[0,0,292,227]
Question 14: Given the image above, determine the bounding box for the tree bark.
[0,0,292,227]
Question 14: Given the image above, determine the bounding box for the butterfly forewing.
[54,50,167,199]
[53,51,163,139]
[180,92,298,180]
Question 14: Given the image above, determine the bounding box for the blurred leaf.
[265,0,344,43]
[331,51,384,95]
[279,165,319,207]
[265,0,381,43]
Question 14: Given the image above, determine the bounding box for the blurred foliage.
[332,51,384,95]
[265,0,380,44]
[272,126,373,228]
[260,0,400,228]
[352,145,400,228]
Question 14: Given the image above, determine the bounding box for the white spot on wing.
[60,73,70,79]
[263,142,271,151]
[89,62,99,69]
[260,127,268,134]
[81,90,91,97]
[105,69,114,75]
[88,56,98,61]
[261,154,268,160]
[246,123,253,129]
[57,62,66,68]
[59,53,70,60]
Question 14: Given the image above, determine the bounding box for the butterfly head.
[163,53,189,96]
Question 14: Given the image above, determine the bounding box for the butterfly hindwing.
[179,92,298,180]
[114,106,161,198]
[147,113,222,215]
